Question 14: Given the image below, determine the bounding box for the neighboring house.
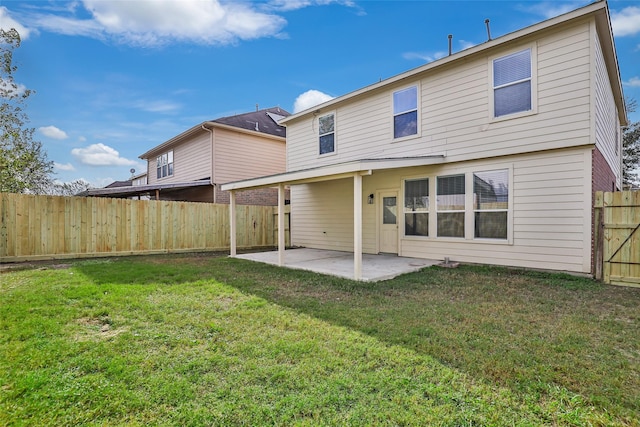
[82,107,289,204]
[222,1,627,279]
[131,172,148,187]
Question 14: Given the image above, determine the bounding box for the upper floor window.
[157,151,173,179]
[493,49,531,117]
[319,113,335,155]
[393,86,418,139]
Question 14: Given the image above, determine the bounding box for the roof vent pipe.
[448,34,452,56]
[485,19,492,41]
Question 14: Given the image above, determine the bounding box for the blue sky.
[1,0,639,187]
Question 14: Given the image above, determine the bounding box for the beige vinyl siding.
[214,128,286,184]
[290,179,354,251]
[291,147,592,273]
[147,132,211,185]
[286,20,593,172]
[593,24,622,187]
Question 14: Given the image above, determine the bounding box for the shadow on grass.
[74,253,640,421]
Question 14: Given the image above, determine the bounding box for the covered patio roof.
[77,179,212,199]
[220,155,445,281]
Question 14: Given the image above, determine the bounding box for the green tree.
[0,28,53,194]
[623,98,640,188]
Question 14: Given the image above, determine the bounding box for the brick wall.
[214,186,290,206]
[592,147,618,193]
[591,147,618,274]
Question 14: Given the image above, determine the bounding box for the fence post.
[593,191,604,281]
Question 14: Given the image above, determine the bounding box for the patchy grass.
[1,254,638,426]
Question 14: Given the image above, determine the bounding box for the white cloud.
[521,2,590,20]
[458,40,475,50]
[133,99,182,113]
[30,0,287,47]
[623,76,640,88]
[611,6,640,37]
[402,51,447,63]
[293,89,334,113]
[38,125,68,140]
[0,6,31,39]
[71,143,138,166]
[268,0,357,12]
[54,162,75,171]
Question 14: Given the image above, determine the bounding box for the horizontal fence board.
[0,193,289,262]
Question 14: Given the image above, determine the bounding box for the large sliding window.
[493,49,532,117]
[393,86,418,139]
[437,175,465,238]
[474,170,508,239]
[403,171,510,241]
[404,178,429,236]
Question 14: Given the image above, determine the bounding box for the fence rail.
[0,193,289,262]
[594,191,640,287]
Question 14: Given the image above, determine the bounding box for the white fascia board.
[220,155,445,191]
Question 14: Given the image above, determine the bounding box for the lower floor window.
[403,169,509,241]
[404,178,429,236]
[474,170,508,239]
[437,174,465,238]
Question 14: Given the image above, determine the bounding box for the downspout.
[201,123,216,203]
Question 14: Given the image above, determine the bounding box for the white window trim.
[317,111,337,158]
[488,44,538,122]
[391,83,421,142]
[402,177,430,237]
[436,174,466,239]
[156,150,174,180]
[400,166,513,245]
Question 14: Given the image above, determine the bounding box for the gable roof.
[139,106,290,159]
[212,106,290,137]
[280,0,626,126]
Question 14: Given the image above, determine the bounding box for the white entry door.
[379,191,398,254]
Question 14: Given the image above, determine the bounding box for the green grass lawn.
[1,253,638,426]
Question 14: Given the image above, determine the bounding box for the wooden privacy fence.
[594,191,640,287]
[0,193,290,262]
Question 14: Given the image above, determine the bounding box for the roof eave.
[139,121,286,160]
[280,1,609,125]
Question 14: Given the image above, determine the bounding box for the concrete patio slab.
[235,248,439,281]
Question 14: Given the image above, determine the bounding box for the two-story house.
[222,1,627,279]
[82,107,289,204]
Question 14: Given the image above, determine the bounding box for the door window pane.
[383,196,397,224]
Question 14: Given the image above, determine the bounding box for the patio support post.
[278,183,285,266]
[229,190,237,257]
[354,173,363,280]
